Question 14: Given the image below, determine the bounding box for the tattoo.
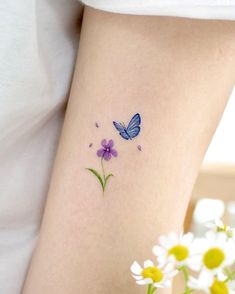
[137,145,142,151]
[113,113,141,140]
[86,139,117,194]
[87,113,141,194]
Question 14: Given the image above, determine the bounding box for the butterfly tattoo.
[113,113,141,140]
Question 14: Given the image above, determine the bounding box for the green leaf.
[86,168,104,191]
[104,173,114,189]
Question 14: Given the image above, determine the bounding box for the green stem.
[181,266,189,282]
[147,284,158,294]
[151,286,158,293]
[225,268,235,282]
[147,284,152,294]
[180,266,193,294]
[101,157,105,181]
[100,158,105,195]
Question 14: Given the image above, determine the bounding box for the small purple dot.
[89,143,93,148]
[137,145,142,151]
[95,122,99,128]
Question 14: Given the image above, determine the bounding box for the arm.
[23,8,235,294]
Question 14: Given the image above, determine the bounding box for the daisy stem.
[151,286,158,293]
[181,266,192,294]
[225,267,235,282]
[147,284,157,294]
[147,284,152,294]
[181,266,189,281]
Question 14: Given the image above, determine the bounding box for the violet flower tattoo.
[86,139,118,193]
[97,139,118,161]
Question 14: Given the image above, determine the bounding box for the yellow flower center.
[216,224,233,238]
[217,225,227,233]
[141,266,163,283]
[210,279,229,294]
[203,247,225,269]
[168,245,189,261]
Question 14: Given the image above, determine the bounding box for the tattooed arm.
[23,7,235,294]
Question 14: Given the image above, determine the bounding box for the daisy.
[188,270,235,294]
[194,231,235,274]
[206,219,234,239]
[130,259,178,289]
[152,232,200,270]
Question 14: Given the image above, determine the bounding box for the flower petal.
[132,274,142,281]
[181,232,194,246]
[136,278,152,285]
[103,151,111,161]
[152,245,165,257]
[143,260,154,268]
[97,149,105,157]
[216,219,224,228]
[110,149,118,157]
[130,261,142,275]
[168,232,178,245]
[198,270,214,287]
[158,258,167,268]
[167,269,178,278]
[188,277,201,290]
[163,262,174,273]
[155,279,171,288]
[159,235,171,249]
[107,139,114,148]
[187,256,201,271]
[162,279,172,288]
[101,139,107,147]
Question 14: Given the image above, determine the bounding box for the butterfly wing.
[126,126,140,139]
[113,121,130,140]
[126,113,141,139]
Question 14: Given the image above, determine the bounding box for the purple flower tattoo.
[86,139,118,194]
[97,139,118,161]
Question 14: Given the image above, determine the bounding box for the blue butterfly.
[113,113,141,140]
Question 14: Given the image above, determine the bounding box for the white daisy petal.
[152,245,165,256]
[205,231,216,241]
[144,260,154,268]
[159,235,170,248]
[132,275,142,281]
[136,278,152,285]
[187,256,201,271]
[216,219,224,228]
[181,232,194,246]
[188,276,200,290]
[168,232,178,245]
[161,279,171,288]
[154,284,164,288]
[157,259,167,268]
[163,262,174,273]
[167,270,179,278]
[130,261,142,275]
[198,270,214,287]
[217,231,227,242]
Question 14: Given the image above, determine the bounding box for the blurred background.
[173,87,235,293]
[185,86,235,235]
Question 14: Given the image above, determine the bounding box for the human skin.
[23,7,235,294]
